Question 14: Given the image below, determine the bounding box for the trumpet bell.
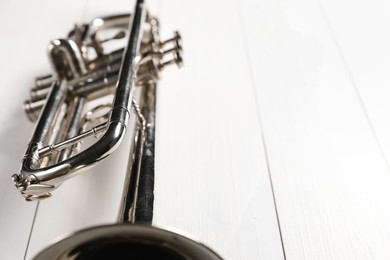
[33,224,221,260]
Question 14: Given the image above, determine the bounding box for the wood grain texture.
[2,0,390,259]
[0,0,283,259]
[154,0,284,259]
[240,0,390,259]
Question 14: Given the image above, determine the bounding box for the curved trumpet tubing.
[11,1,223,258]
[12,2,183,201]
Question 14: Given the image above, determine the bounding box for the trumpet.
[11,6,182,201]
[11,0,221,258]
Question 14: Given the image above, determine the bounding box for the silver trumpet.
[11,0,221,259]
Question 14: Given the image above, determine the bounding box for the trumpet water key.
[11,0,222,258]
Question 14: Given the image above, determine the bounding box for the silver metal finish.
[12,1,182,201]
[12,0,222,258]
[33,225,222,260]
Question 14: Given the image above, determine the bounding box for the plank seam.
[24,202,40,260]
[319,2,390,176]
[234,0,287,259]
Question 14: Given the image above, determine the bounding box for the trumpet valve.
[159,31,183,69]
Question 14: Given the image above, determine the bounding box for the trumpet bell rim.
[33,224,222,260]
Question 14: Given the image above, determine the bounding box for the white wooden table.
[1,0,390,259]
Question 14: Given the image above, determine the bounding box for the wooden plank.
[321,0,390,182]
[319,1,390,258]
[240,0,390,259]
[153,0,284,259]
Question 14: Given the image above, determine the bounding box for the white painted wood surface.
[240,0,390,259]
[1,0,390,259]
